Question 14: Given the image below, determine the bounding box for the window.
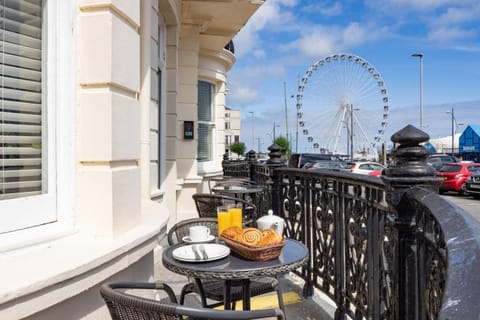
[1,1,73,237]
[197,81,215,162]
[151,12,166,193]
[225,121,230,130]
[1,1,44,201]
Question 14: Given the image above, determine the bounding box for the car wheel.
[459,184,468,196]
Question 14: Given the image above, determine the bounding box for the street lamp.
[248,111,254,151]
[273,122,280,142]
[411,53,423,130]
[446,107,464,155]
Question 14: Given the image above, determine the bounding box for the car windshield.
[439,164,461,172]
[313,161,348,169]
[468,166,480,172]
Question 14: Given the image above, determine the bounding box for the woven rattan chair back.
[167,217,218,246]
[100,281,285,320]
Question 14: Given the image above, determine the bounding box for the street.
[441,192,480,221]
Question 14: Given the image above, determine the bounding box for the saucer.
[182,235,215,244]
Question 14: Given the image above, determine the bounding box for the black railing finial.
[246,150,257,163]
[267,144,283,164]
[383,124,440,205]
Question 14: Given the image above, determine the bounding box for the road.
[441,192,480,221]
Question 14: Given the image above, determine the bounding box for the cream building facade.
[225,107,242,157]
[0,0,262,319]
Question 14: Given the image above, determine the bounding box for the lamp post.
[273,122,280,142]
[446,107,464,156]
[411,53,423,130]
[248,111,254,151]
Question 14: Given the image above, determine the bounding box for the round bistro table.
[162,238,308,310]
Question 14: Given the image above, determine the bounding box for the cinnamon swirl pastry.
[237,227,263,246]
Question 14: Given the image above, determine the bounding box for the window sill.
[0,212,168,319]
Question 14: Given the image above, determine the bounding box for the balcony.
[218,125,480,319]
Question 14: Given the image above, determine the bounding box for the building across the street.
[460,125,480,161]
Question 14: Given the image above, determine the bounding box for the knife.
[191,245,202,260]
[199,244,209,260]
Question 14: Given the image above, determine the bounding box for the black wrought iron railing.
[221,125,480,319]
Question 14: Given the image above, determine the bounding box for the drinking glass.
[228,205,242,228]
[217,206,231,236]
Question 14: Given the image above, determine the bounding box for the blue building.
[459,125,480,162]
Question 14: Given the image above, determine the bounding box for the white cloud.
[233,0,297,57]
[428,26,476,43]
[227,84,260,107]
[366,0,460,12]
[301,2,343,17]
[320,3,343,16]
[285,22,386,58]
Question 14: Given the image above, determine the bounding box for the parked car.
[307,160,350,171]
[465,170,480,198]
[436,162,480,195]
[345,161,385,175]
[368,169,383,177]
[427,154,460,171]
[289,153,343,168]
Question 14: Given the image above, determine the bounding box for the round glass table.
[162,238,308,310]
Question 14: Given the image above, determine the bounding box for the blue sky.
[225,0,480,153]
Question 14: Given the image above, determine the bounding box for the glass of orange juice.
[229,205,242,228]
[217,206,231,236]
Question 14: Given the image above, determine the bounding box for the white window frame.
[0,1,74,248]
[151,12,166,197]
[197,80,216,172]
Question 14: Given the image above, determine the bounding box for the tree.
[274,136,290,156]
[229,141,246,157]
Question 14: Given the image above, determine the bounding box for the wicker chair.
[100,281,285,320]
[167,217,284,311]
[192,193,257,227]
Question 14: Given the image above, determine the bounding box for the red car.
[368,169,383,177]
[436,162,480,195]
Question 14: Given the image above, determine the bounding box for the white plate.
[172,244,230,262]
[182,235,215,244]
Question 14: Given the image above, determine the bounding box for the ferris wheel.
[295,53,389,159]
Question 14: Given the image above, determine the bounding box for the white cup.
[189,225,210,242]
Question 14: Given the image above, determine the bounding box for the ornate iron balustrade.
[221,125,480,319]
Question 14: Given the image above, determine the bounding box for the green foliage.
[274,136,290,155]
[230,141,246,156]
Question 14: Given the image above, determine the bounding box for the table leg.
[224,280,232,310]
[242,279,251,310]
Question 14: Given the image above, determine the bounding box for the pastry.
[237,227,263,246]
[258,228,283,245]
[221,226,242,239]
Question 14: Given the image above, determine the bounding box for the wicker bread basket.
[220,236,285,261]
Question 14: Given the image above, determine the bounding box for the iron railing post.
[266,144,284,215]
[381,125,441,320]
[246,149,257,181]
